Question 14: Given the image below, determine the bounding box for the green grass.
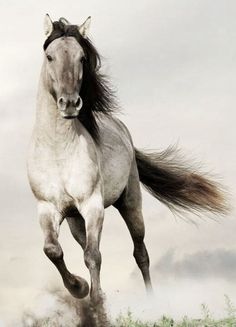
[113,311,236,327]
[113,296,236,327]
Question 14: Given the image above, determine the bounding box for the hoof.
[64,275,89,299]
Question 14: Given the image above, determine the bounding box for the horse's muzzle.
[57,96,83,119]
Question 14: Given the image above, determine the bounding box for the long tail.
[135,147,228,215]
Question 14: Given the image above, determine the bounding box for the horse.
[27,14,228,304]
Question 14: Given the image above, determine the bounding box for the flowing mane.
[44,20,117,143]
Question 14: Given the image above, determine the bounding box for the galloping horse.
[27,15,227,303]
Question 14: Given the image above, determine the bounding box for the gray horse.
[27,15,227,303]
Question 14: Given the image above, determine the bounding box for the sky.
[0,0,236,324]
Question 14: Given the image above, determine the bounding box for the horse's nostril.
[75,97,81,106]
[75,96,83,111]
[57,97,68,111]
[58,97,65,106]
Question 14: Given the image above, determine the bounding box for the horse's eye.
[80,56,85,63]
[46,54,53,62]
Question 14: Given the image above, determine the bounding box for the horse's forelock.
[43,21,100,70]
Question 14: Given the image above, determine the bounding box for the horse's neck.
[34,66,80,150]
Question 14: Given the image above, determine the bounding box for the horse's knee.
[44,242,63,261]
[84,247,101,270]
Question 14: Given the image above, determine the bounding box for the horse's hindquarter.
[97,116,134,208]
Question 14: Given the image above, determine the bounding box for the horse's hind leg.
[66,213,86,250]
[114,161,153,293]
[118,206,153,293]
[38,201,89,298]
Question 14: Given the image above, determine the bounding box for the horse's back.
[97,115,134,207]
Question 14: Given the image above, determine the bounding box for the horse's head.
[43,14,91,119]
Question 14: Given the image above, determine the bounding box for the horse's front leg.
[79,194,104,303]
[38,201,89,298]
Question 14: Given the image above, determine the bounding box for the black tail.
[135,147,228,215]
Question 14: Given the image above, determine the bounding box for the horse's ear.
[78,16,91,39]
[44,14,53,38]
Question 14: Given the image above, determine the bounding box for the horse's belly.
[103,169,130,208]
[100,145,133,208]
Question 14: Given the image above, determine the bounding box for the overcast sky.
[0,0,236,324]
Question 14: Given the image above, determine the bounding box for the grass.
[19,294,236,327]
[113,312,236,326]
[113,296,236,327]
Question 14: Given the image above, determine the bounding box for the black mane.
[44,20,117,143]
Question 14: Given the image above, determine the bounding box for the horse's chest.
[28,145,98,207]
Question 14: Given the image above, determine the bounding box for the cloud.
[154,248,236,281]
